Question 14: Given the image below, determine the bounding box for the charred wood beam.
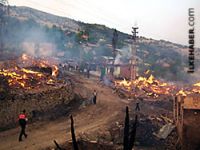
[53,140,63,150]
[70,115,79,150]
[123,106,129,150]
[123,106,139,150]
[128,115,138,150]
[112,29,118,59]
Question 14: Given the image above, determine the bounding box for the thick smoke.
[114,45,131,65]
[21,27,57,58]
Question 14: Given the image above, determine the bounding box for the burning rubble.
[114,68,200,98]
[176,83,200,96]
[114,71,175,98]
[0,54,75,130]
[0,54,59,89]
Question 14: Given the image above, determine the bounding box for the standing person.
[87,64,90,78]
[18,109,28,142]
[135,98,140,111]
[100,66,106,81]
[93,90,97,104]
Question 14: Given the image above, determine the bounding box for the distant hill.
[1,6,200,83]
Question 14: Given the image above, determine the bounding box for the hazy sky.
[9,0,200,47]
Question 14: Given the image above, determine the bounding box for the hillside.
[1,6,199,82]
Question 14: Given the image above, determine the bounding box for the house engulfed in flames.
[114,70,175,98]
[0,54,59,89]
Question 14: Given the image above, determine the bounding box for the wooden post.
[70,115,79,150]
[53,140,63,150]
[123,106,129,150]
[128,115,138,150]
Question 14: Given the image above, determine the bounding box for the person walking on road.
[93,90,97,104]
[87,64,90,78]
[135,98,141,111]
[18,109,28,142]
[135,102,140,111]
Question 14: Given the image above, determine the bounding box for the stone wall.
[0,84,74,130]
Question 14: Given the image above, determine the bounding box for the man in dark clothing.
[135,102,140,111]
[18,109,28,142]
[87,65,90,78]
[93,90,97,104]
[135,98,141,111]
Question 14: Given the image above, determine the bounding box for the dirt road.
[0,73,129,150]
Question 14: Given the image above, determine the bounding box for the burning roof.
[176,83,200,97]
[115,73,175,98]
[115,69,200,98]
[0,54,59,89]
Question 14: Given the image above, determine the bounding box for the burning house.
[114,71,175,98]
[113,64,132,79]
[0,54,60,89]
[174,95,200,150]
[99,55,135,79]
[0,53,74,130]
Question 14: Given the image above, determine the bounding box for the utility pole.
[111,29,118,75]
[112,29,118,60]
[130,26,139,97]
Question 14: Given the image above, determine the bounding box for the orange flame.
[176,89,187,96]
[0,54,59,89]
[52,65,59,77]
[0,67,46,88]
[115,74,174,97]
[193,82,200,87]
[176,82,200,96]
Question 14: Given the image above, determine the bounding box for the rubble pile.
[114,73,175,98]
[0,54,59,89]
[114,70,200,99]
